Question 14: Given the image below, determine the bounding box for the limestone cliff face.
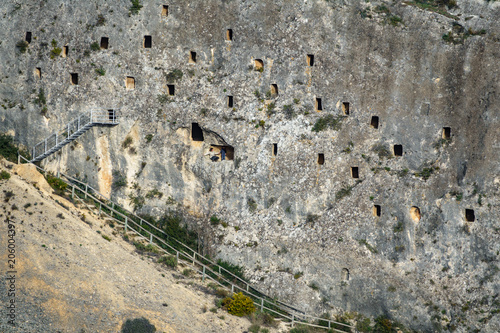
[1,0,499,331]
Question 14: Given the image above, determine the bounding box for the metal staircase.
[31,109,119,162]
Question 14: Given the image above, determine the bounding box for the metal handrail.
[30,109,119,162]
[17,155,356,332]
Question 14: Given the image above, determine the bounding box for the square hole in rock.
[100,37,109,49]
[167,84,175,96]
[144,35,152,48]
[370,116,379,129]
[161,5,169,17]
[307,54,314,66]
[315,98,322,111]
[373,205,381,217]
[126,76,135,89]
[351,167,359,178]
[465,209,475,222]
[70,73,78,85]
[227,96,233,108]
[442,127,451,139]
[393,144,403,156]
[318,153,324,165]
[342,102,350,115]
[226,29,233,41]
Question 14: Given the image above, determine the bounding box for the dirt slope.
[0,159,284,333]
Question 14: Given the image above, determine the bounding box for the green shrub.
[121,317,156,333]
[0,170,11,180]
[311,114,344,132]
[128,194,145,211]
[145,188,163,199]
[50,47,62,59]
[0,134,30,162]
[145,134,153,143]
[46,173,68,194]
[336,186,353,201]
[356,316,373,332]
[122,136,133,149]
[217,259,246,281]
[373,315,392,333]
[158,255,177,267]
[247,198,257,212]
[333,314,352,332]
[16,40,29,54]
[289,325,310,333]
[112,170,127,190]
[157,94,169,104]
[102,234,111,242]
[294,271,303,279]
[227,292,255,317]
[210,215,220,226]
[129,0,143,15]
[166,69,183,82]
[34,88,46,106]
[248,324,260,333]
[90,42,100,51]
[95,66,106,76]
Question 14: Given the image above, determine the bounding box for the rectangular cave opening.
[342,102,350,115]
[254,59,264,71]
[35,67,41,79]
[315,98,322,111]
[126,76,135,89]
[62,45,68,58]
[270,84,278,96]
[227,95,233,108]
[273,143,278,156]
[307,54,314,66]
[370,116,379,129]
[351,167,359,179]
[144,35,152,48]
[192,123,204,141]
[465,209,475,222]
[70,73,78,85]
[373,205,381,217]
[167,84,175,96]
[318,153,325,165]
[161,5,169,17]
[442,127,451,139]
[393,144,403,157]
[189,51,197,63]
[25,32,32,43]
[226,29,233,41]
[100,37,109,50]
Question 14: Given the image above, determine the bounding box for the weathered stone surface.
[1,0,499,331]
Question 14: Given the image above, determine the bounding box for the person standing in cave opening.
[220,147,226,161]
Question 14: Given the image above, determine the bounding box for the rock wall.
[1,0,500,331]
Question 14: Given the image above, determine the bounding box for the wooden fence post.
[71,185,75,199]
[176,251,179,262]
[202,266,206,281]
[149,233,153,244]
[192,252,196,265]
[291,314,295,327]
[261,298,264,312]
[84,184,88,199]
[231,284,234,294]
[125,217,128,232]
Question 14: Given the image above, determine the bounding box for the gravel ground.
[0,159,287,333]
